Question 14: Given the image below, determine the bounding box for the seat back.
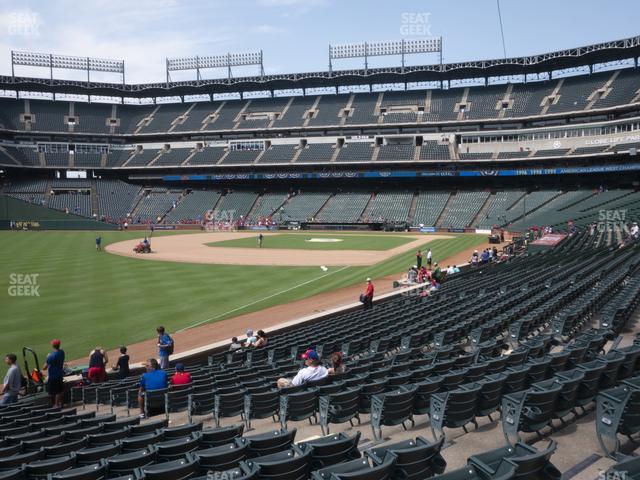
[50,463,108,480]
[280,390,318,426]
[241,428,297,458]
[376,387,417,427]
[358,380,389,414]
[476,373,507,416]
[311,456,396,480]
[319,388,361,435]
[367,436,446,480]
[299,432,361,469]
[201,424,245,448]
[139,456,200,480]
[246,390,280,421]
[503,365,531,394]
[243,445,312,480]
[215,390,247,426]
[193,440,250,472]
[413,376,443,415]
[144,388,169,417]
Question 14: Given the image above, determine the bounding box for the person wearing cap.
[277,350,328,388]
[170,363,192,386]
[43,339,65,408]
[362,278,374,310]
[245,329,257,346]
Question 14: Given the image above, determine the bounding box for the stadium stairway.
[540,79,564,115]
[358,193,377,223]
[469,193,494,228]
[0,147,20,165]
[170,103,197,133]
[128,189,147,220]
[586,70,620,110]
[90,180,98,216]
[406,193,419,226]
[216,149,230,165]
[435,192,457,227]
[505,191,564,227]
[314,193,335,221]
[133,105,161,135]
[290,147,303,164]
[244,193,263,221]
[180,148,198,166]
[448,141,458,161]
[370,145,380,162]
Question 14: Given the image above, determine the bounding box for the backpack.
[162,334,175,355]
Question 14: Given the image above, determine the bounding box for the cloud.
[0,1,243,83]
[254,24,285,34]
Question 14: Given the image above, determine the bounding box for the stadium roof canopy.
[2,35,640,98]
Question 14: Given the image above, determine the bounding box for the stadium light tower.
[165,51,264,86]
[11,51,125,86]
[328,38,442,74]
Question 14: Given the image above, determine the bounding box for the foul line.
[178,265,351,332]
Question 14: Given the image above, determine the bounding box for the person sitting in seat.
[229,337,243,352]
[327,345,345,375]
[277,350,328,388]
[112,346,130,380]
[170,363,192,386]
[250,330,268,348]
[244,329,257,346]
[138,358,168,419]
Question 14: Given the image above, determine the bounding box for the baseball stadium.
[2,1,640,478]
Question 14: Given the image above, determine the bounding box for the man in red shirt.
[363,278,374,310]
[170,363,192,386]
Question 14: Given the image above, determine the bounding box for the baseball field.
[0,230,486,374]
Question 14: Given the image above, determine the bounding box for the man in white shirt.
[631,222,639,239]
[1,354,22,405]
[426,249,433,269]
[277,350,328,388]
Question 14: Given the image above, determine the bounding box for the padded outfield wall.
[0,196,117,230]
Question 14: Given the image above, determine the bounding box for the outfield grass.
[0,231,484,373]
[207,233,414,250]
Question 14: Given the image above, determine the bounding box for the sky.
[0,0,639,85]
